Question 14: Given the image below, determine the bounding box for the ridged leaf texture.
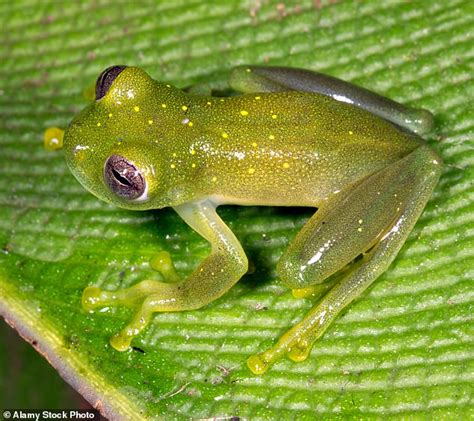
[0,1,473,419]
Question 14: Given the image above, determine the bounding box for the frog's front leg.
[248,144,441,374]
[82,199,248,351]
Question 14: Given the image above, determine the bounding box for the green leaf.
[0,0,473,419]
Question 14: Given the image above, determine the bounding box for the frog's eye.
[104,154,146,200]
[95,65,127,100]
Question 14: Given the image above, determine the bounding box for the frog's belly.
[209,193,318,207]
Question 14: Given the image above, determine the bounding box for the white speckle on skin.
[74,145,89,154]
[232,151,246,160]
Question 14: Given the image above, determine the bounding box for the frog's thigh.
[85,200,248,351]
[248,145,441,374]
[277,149,434,290]
[229,65,433,135]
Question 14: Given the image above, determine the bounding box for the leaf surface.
[0,1,473,419]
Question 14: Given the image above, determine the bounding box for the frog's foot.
[83,283,178,351]
[247,310,324,375]
[82,279,168,311]
[83,251,180,311]
[109,295,158,351]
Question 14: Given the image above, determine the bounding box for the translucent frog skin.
[63,65,442,374]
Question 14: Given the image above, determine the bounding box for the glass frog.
[62,65,442,374]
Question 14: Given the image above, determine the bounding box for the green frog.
[62,65,441,374]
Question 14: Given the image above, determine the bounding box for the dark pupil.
[104,155,145,200]
[112,168,132,187]
[95,65,127,100]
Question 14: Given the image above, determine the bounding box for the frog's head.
[63,66,182,210]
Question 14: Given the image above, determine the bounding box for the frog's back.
[186,90,422,206]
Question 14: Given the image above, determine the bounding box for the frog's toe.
[150,251,180,283]
[82,286,103,310]
[247,353,271,375]
[288,340,312,362]
[292,286,318,299]
[110,331,132,352]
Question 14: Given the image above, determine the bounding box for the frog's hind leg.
[247,144,441,374]
[229,66,433,135]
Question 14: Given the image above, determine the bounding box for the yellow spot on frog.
[170,164,176,169]
[248,168,255,174]
[255,96,261,100]
[272,114,278,119]
[192,163,196,168]
[96,122,101,127]
[212,176,217,182]
[161,103,167,108]
[43,127,64,151]
[358,227,363,232]
[108,113,113,118]
[172,153,177,157]
[190,149,196,155]
[134,106,140,112]
[269,134,275,140]
[246,68,251,73]
[283,162,290,169]
[252,142,258,147]
[148,119,153,125]
[240,110,249,116]
[74,149,87,162]
[349,130,354,135]
[188,121,194,127]
[207,101,212,105]
[181,105,188,111]
[358,219,363,224]
[222,132,229,139]
[166,84,171,88]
